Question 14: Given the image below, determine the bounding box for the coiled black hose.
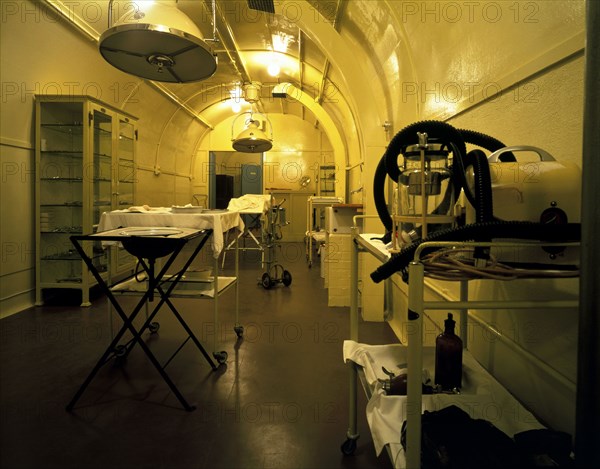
[384,121,467,183]
[373,155,393,234]
[372,121,511,242]
[464,149,493,223]
[459,129,516,162]
[370,221,581,283]
[373,121,467,243]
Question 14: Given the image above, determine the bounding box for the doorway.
[208,151,263,209]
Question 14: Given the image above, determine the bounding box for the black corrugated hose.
[369,221,581,283]
[459,128,516,162]
[372,121,504,244]
[372,121,468,243]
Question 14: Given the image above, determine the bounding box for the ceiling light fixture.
[267,60,280,77]
[231,82,273,153]
[99,0,218,83]
[232,113,273,153]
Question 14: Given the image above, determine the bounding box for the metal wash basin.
[117,227,185,259]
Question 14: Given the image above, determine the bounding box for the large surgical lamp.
[231,112,273,153]
[99,0,218,83]
[231,82,273,153]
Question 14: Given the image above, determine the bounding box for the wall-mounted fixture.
[231,112,273,153]
[99,0,218,83]
[271,82,292,98]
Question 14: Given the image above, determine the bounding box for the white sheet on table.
[98,211,244,258]
[123,205,172,213]
[343,340,544,468]
[227,194,271,214]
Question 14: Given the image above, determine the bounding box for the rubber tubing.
[369,221,581,283]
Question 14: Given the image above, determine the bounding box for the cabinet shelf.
[41,150,83,156]
[40,123,83,134]
[41,250,105,261]
[40,202,83,207]
[319,165,336,195]
[41,177,83,182]
[41,230,83,235]
[40,124,113,136]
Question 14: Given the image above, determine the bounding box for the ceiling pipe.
[212,0,268,115]
[43,0,99,41]
[316,0,346,105]
[205,1,246,83]
[298,31,305,121]
[214,1,252,83]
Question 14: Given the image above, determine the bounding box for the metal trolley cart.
[305,196,343,267]
[260,197,292,289]
[67,227,216,412]
[343,232,580,467]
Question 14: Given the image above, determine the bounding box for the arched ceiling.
[47,0,585,157]
[172,0,352,128]
[91,0,377,155]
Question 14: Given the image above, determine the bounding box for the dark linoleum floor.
[1,242,397,469]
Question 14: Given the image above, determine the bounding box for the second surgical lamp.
[231,83,274,153]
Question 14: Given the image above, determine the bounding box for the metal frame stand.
[66,229,216,412]
[260,197,292,289]
[222,212,264,268]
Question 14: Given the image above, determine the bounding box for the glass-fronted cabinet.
[35,96,137,306]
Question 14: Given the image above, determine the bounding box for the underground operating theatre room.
[1,1,599,468]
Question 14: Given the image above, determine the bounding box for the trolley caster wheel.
[234,325,244,338]
[213,351,228,364]
[114,344,128,358]
[261,272,272,289]
[308,261,312,268]
[282,270,292,287]
[149,322,160,333]
[340,437,358,455]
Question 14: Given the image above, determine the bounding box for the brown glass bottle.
[434,313,463,390]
